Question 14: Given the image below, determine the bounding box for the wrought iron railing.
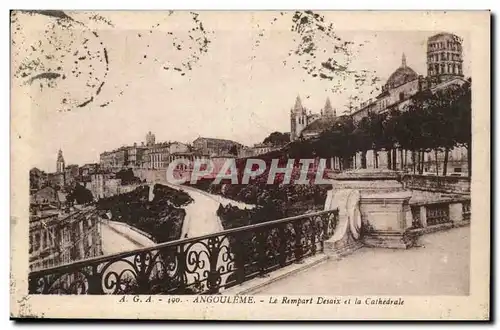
[29,209,338,295]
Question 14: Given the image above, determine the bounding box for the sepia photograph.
[10,9,490,320]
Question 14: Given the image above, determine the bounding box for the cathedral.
[289,96,337,142]
[287,32,469,174]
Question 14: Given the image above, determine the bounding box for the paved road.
[99,182,254,292]
[101,221,155,255]
[158,183,255,290]
[99,221,157,293]
[255,226,470,295]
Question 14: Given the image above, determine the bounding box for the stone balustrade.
[401,174,470,195]
[410,198,470,231]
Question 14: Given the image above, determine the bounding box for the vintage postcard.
[10,10,490,320]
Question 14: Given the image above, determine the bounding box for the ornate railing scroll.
[29,209,339,295]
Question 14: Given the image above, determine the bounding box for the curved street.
[99,182,254,292]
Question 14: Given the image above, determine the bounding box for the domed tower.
[384,53,419,90]
[290,95,308,142]
[56,149,65,173]
[427,32,463,82]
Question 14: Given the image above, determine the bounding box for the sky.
[11,11,471,172]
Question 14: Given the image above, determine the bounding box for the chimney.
[134,142,137,147]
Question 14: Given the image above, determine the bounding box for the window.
[399,92,404,101]
[33,233,40,251]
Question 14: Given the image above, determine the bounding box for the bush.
[97,184,193,243]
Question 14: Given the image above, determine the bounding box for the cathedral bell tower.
[290,95,308,142]
[322,97,336,118]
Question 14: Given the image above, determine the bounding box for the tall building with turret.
[321,97,336,118]
[427,32,464,83]
[290,96,309,142]
[290,96,338,141]
[56,149,65,173]
[146,131,156,146]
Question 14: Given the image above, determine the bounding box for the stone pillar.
[449,202,463,223]
[40,230,45,250]
[79,220,85,258]
[361,193,417,249]
[324,189,363,258]
[420,205,428,227]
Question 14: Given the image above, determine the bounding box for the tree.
[450,79,472,176]
[402,81,471,176]
[262,132,291,146]
[352,116,373,168]
[228,145,239,156]
[67,183,94,205]
[116,168,141,185]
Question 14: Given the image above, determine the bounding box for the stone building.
[29,206,103,271]
[251,143,280,156]
[47,173,64,189]
[144,141,190,169]
[79,163,100,177]
[146,131,156,146]
[192,137,243,157]
[126,143,147,168]
[290,96,338,141]
[349,34,468,174]
[30,167,48,192]
[99,147,129,170]
[64,164,79,186]
[30,186,68,211]
[56,149,65,173]
[288,32,469,174]
[89,172,120,199]
[427,32,464,81]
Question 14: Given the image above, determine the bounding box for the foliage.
[228,145,239,156]
[285,81,471,170]
[190,180,331,230]
[115,168,141,185]
[67,183,94,205]
[97,184,193,243]
[262,131,291,146]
